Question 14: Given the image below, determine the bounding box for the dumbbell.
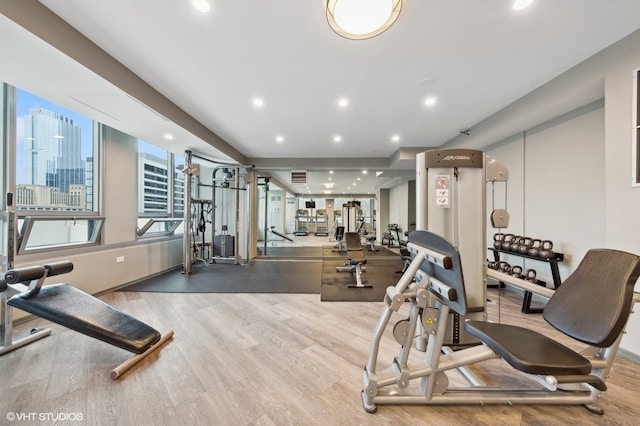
[538,240,554,259]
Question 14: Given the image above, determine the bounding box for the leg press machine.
[361,230,640,415]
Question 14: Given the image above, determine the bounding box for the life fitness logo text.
[442,155,471,161]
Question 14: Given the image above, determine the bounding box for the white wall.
[450,28,640,357]
[388,181,409,234]
[486,104,605,285]
[602,36,640,356]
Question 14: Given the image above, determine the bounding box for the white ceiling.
[2,0,640,196]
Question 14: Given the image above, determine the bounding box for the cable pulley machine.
[415,148,508,347]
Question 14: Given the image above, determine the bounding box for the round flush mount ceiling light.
[192,0,211,13]
[513,0,533,10]
[326,0,402,40]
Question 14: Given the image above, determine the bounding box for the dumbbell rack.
[489,248,564,313]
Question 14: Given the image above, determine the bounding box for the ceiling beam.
[0,0,248,165]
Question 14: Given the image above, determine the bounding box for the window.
[136,218,183,238]
[137,140,183,238]
[17,216,104,254]
[2,84,104,256]
[634,67,640,186]
[174,157,185,213]
[15,88,98,211]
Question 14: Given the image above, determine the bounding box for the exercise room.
[2,1,640,425]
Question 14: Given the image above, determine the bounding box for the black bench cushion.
[9,284,161,354]
[543,248,640,347]
[464,320,591,376]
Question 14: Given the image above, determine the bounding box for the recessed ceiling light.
[192,0,211,13]
[424,97,437,107]
[362,170,368,174]
[275,135,284,143]
[329,170,334,174]
[338,98,349,108]
[391,135,400,142]
[512,0,533,10]
[252,98,264,108]
[357,177,361,181]
[333,135,342,142]
[164,133,174,140]
[420,77,434,86]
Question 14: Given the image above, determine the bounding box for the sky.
[15,87,166,183]
[15,88,93,184]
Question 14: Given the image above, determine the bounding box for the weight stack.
[214,235,234,257]
[416,148,507,347]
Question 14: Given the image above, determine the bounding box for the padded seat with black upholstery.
[465,248,640,389]
[9,284,161,354]
[2,261,173,379]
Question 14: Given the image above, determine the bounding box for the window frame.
[136,217,183,238]
[136,140,184,239]
[16,215,105,255]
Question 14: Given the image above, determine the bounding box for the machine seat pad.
[348,258,367,265]
[464,320,591,376]
[8,284,161,354]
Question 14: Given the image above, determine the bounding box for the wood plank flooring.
[1,285,639,425]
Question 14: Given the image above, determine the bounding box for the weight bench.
[336,232,371,288]
[1,261,173,379]
[361,230,640,415]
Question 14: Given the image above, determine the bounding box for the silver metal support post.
[183,150,193,276]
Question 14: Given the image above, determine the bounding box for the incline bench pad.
[8,284,161,354]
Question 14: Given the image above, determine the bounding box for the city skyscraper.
[23,107,85,192]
